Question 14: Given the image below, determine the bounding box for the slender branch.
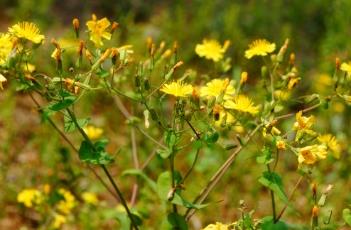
[66,108,139,230]
[275,102,321,121]
[181,148,200,184]
[267,165,277,221]
[29,93,119,200]
[185,123,263,220]
[276,175,303,222]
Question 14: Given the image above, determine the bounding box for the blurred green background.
[1,0,351,229]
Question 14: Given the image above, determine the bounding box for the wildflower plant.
[1,15,350,230]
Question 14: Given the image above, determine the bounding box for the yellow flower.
[0,33,13,66]
[274,90,290,101]
[21,63,36,73]
[276,140,286,150]
[86,14,112,47]
[57,188,76,215]
[212,104,236,127]
[318,134,341,159]
[340,62,351,73]
[200,78,235,100]
[293,111,314,131]
[0,74,7,90]
[82,192,99,205]
[8,22,44,44]
[202,222,229,230]
[314,74,333,93]
[52,214,67,229]
[83,125,103,140]
[245,39,276,59]
[287,78,300,90]
[297,145,327,165]
[195,39,230,62]
[17,188,43,208]
[224,95,259,115]
[160,80,193,97]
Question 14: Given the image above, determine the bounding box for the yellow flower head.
[57,188,76,215]
[0,33,14,66]
[83,125,103,140]
[245,39,276,59]
[298,144,327,165]
[318,134,341,159]
[160,80,193,97]
[0,74,7,90]
[9,22,44,44]
[340,62,351,73]
[195,39,230,62]
[17,188,43,208]
[52,214,67,229]
[212,104,236,127]
[293,111,314,131]
[202,222,229,230]
[276,140,286,150]
[200,78,235,100]
[224,95,259,115]
[86,14,112,47]
[82,192,99,205]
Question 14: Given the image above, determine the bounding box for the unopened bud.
[72,18,80,38]
[172,61,183,70]
[261,66,268,78]
[85,49,93,64]
[100,48,111,62]
[277,38,289,62]
[336,57,341,70]
[173,41,178,53]
[276,140,286,150]
[223,40,231,51]
[162,49,172,59]
[111,21,119,33]
[289,53,295,66]
[312,205,319,217]
[146,37,153,50]
[240,71,248,84]
[78,40,84,57]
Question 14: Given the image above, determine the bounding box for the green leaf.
[156,149,173,159]
[204,131,219,144]
[157,172,172,201]
[256,147,274,164]
[171,193,208,209]
[259,171,288,204]
[48,96,76,111]
[64,116,89,133]
[78,140,113,165]
[165,130,178,148]
[343,209,351,226]
[122,169,157,192]
[167,213,188,230]
[260,216,288,230]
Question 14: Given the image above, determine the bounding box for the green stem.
[267,165,277,222]
[66,108,139,230]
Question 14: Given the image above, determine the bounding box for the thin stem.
[185,123,263,220]
[275,102,321,121]
[66,108,139,230]
[181,148,200,184]
[28,93,119,200]
[267,165,277,222]
[130,127,140,206]
[170,154,178,214]
[276,175,303,222]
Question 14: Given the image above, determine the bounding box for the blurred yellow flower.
[160,80,193,97]
[298,144,327,165]
[240,71,248,84]
[0,74,7,90]
[57,188,76,215]
[195,39,230,62]
[52,214,67,229]
[245,39,275,59]
[274,90,290,101]
[9,22,44,44]
[17,188,43,208]
[213,104,236,127]
[82,192,99,205]
[318,134,341,159]
[224,95,259,115]
[21,63,36,73]
[340,62,351,73]
[200,78,235,100]
[276,140,286,150]
[0,33,13,66]
[287,78,300,90]
[314,74,333,93]
[202,222,229,230]
[86,14,111,47]
[293,111,314,131]
[83,125,103,140]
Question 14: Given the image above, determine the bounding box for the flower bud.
[111,21,119,34]
[289,53,295,66]
[276,140,286,150]
[240,71,248,84]
[72,18,80,38]
[336,57,341,70]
